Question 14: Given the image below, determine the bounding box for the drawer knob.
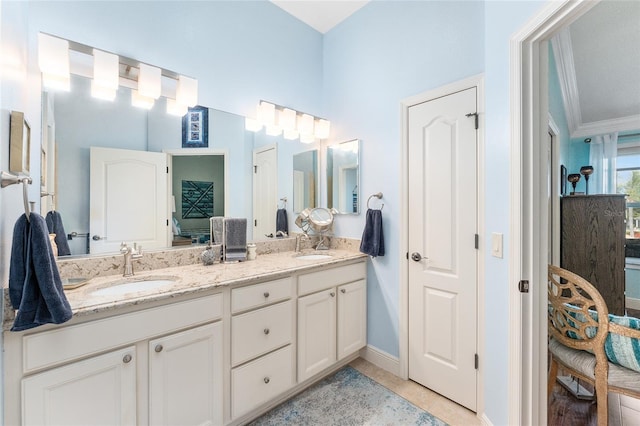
[330,292,335,297]
[155,344,164,353]
[341,288,346,294]
[263,328,270,335]
[263,291,270,298]
[264,377,270,384]
[122,354,132,364]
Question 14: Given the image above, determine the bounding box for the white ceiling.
[270,0,369,34]
[272,1,640,138]
[548,1,639,138]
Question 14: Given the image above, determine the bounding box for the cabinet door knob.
[330,292,335,297]
[155,344,164,353]
[264,377,270,384]
[341,288,346,294]
[263,291,270,298]
[122,354,132,364]
[263,328,270,335]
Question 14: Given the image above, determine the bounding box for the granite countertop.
[3,249,366,328]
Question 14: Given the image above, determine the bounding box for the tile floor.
[350,358,480,426]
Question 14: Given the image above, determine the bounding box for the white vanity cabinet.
[22,346,137,425]
[230,277,296,419]
[149,322,223,426]
[8,294,223,426]
[297,262,367,382]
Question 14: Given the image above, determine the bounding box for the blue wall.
[323,0,485,358]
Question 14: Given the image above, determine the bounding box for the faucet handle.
[120,242,129,253]
[132,242,143,257]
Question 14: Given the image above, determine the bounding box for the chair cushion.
[561,306,640,373]
[549,338,640,393]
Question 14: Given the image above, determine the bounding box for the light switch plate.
[492,232,503,258]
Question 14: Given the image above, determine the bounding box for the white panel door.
[148,322,223,426]
[408,87,478,411]
[22,347,137,425]
[90,147,168,254]
[253,146,277,238]
[297,288,336,382]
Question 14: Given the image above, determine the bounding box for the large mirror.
[292,150,318,213]
[326,139,360,214]
[44,74,252,256]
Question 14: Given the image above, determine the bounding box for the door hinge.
[406,252,409,260]
[166,166,169,173]
[166,219,169,226]
[465,112,479,130]
[474,234,479,249]
[254,219,257,226]
[254,165,257,173]
[474,354,479,370]
[518,280,530,293]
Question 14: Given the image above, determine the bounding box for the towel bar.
[1,171,33,221]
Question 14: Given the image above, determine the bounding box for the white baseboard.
[359,344,401,377]
[626,297,640,311]
[480,413,494,426]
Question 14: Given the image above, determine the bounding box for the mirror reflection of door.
[292,150,318,213]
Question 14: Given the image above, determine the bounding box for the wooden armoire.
[561,194,626,315]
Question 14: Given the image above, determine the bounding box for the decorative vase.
[201,244,216,266]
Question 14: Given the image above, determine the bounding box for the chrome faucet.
[120,242,143,277]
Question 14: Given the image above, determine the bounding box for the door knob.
[411,252,428,262]
[155,344,163,353]
[92,235,105,241]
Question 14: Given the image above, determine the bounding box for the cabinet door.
[149,322,223,426]
[337,279,367,360]
[22,346,136,425]
[297,288,336,382]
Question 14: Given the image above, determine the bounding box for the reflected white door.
[253,145,277,238]
[408,87,478,411]
[90,147,168,254]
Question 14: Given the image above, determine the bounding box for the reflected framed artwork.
[182,106,209,148]
[560,164,567,196]
[9,111,31,175]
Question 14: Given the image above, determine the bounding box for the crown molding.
[571,114,640,138]
[551,29,582,136]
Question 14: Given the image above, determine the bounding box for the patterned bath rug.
[249,365,448,426]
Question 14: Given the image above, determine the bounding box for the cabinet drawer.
[298,261,366,296]
[232,277,294,314]
[231,345,293,419]
[23,293,222,373]
[232,300,293,366]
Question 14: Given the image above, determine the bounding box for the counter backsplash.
[56,235,361,280]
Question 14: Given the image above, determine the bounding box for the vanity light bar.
[37,33,198,112]
[245,100,331,141]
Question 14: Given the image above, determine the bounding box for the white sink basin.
[91,279,176,297]
[296,254,332,260]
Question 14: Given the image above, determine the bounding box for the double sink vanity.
[2,238,367,425]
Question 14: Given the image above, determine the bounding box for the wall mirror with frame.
[326,139,360,215]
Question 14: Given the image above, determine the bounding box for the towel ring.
[367,192,384,210]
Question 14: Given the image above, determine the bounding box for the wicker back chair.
[548,265,640,425]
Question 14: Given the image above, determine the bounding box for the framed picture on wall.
[182,106,209,148]
[560,164,567,196]
[9,111,31,175]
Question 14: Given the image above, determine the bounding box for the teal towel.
[9,213,72,331]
